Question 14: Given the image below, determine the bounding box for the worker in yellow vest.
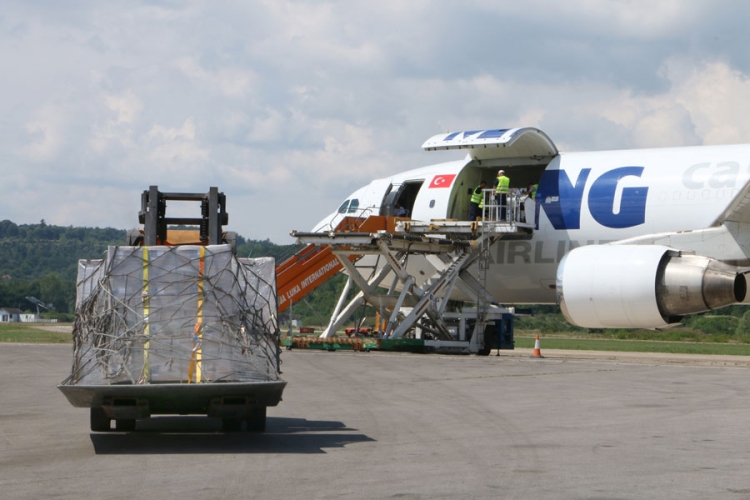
[494,170,510,220]
[469,180,486,221]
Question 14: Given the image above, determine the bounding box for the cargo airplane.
[310,127,750,329]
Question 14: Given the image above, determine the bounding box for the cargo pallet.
[59,187,285,433]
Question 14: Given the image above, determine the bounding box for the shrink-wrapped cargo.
[59,244,285,432]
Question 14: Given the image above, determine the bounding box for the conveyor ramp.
[277,244,343,313]
[276,216,398,312]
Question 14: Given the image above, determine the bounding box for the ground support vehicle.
[59,187,285,432]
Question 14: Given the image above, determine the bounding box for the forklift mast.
[126,186,236,252]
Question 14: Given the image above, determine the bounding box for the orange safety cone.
[531,334,544,358]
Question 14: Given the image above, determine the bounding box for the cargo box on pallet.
[59,244,286,432]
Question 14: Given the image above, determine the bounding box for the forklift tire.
[90,408,110,432]
[246,407,267,433]
[116,419,136,432]
[222,418,242,432]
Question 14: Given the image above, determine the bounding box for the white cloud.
[89,90,143,152]
[105,91,143,125]
[3,1,750,242]
[587,58,750,148]
[468,0,699,38]
[667,59,750,145]
[308,123,385,179]
[248,108,286,143]
[23,104,65,162]
[175,57,256,97]
[143,117,210,176]
[630,105,700,148]
[146,117,197,143]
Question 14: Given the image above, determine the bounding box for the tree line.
[2,218,748,335]
[0,220,308,322]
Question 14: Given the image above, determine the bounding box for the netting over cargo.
[68,245,280,386]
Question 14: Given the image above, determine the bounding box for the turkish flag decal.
[428,174,456,188]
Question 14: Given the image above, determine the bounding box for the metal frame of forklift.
[126,185,235,249]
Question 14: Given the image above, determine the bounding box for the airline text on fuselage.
[536,161,750,231]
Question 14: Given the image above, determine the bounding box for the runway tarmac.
[1,343,749,499]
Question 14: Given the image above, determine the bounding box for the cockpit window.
[337,199,361,214]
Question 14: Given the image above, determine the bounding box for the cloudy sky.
[2,1,750,243]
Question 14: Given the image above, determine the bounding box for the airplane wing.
[714,176,750,225]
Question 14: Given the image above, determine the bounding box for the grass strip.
[3,323,750,355]
[0,324,72,344]
[515,336,750,356]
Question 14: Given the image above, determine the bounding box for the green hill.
[3,218,749,338]
[0,219,314,321]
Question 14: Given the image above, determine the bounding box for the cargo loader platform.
[291,194,532,355]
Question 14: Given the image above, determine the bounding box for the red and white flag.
[428,174,456,188]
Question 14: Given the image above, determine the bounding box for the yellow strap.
[189,247,205,383]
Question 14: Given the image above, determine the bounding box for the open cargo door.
[422,128,559,221]
[422,127,558,161]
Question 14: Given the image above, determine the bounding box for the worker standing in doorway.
[525,182,538,200]
[495,170,510,220]
[469,180,486,221]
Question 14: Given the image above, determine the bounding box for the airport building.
[0,308,22,323]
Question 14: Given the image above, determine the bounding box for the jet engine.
[556,245,747,329]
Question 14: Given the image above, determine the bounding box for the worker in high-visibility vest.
[519,182,538,224]
[469,180,486,221]
[494,170,510,220]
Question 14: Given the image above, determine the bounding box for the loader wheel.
[90,408,110,432]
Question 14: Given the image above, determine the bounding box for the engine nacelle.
[556,245,747,329]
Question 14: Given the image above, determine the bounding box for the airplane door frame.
[380,181,424,217]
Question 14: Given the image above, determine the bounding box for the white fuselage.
[314,137,750,305]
